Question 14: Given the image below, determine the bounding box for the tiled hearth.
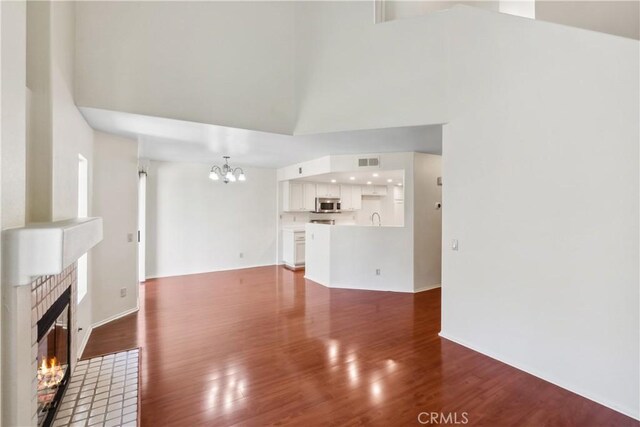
[52,349,140,427]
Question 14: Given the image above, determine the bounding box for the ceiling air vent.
[357,157,380,168]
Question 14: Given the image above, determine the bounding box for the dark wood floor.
[83,266,638,426]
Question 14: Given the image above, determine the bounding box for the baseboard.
[145,263,277,280]
[92,306,139,329]
[438,331,639,421]
[305,276,414,293]
[77,325,93,360]
[415,284,441,293]
[303,274,327,287]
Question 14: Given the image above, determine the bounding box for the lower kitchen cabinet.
[282,230,305,270]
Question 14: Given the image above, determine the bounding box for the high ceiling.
[81,107,442,168]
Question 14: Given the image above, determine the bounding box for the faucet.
[371,212,382,226]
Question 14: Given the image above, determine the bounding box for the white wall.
[146,161,277,278]
[75,1,295,134]
[442,7,639,418]
[25,0,52,222]
[294,1,448,134]
[536,1,639,40]
[92,132,139,325]
[382,1,499,22]
[50,1,95,350]
[1,1,28,422]
[413,153,441,291]
[305,223,415,292]
[0,2,26,230]
[51,1,93,221]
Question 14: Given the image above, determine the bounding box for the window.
[77,154,89,303]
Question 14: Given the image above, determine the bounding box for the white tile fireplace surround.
[2,218,103,427]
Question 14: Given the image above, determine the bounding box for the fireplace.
[36,287,72,427]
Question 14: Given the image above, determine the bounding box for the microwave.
[314,197,341,213]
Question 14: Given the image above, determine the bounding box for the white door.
[138,172,146,282]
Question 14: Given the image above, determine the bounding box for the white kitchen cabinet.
[316,183,340,198]
[339,185,362,211]
[303,182,316,211]
[351,185,362,210]
[282,230,305,270]
[361,185,388,196]
[282,181,305,211]
[340,185,352,210]
[393,186,404,201]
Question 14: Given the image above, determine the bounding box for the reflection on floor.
[83,266,636,426]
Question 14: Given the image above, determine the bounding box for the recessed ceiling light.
[397,183,403,186]
[387,179,393,183]
[331,179,337,183]
[367,181,372,185]
[372,173,379,177]
[349,176,355,180]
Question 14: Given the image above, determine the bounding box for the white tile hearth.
[52,349,139,427]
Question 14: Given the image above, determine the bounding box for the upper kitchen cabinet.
[283,181,316,212]
[282,181,305,211]
[303,182,317,211]
[361,185,388,196]
[352,185,362,210]
[340,185,362,211]
[316,183,340,198]
[393,186,404,202]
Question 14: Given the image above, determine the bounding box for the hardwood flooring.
[83,266,638,426]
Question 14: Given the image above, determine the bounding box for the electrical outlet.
[239,252,244,258]
[127,233,134,243]
[120,288,127,297]
[375,269,381,276]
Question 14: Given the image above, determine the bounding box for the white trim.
[144,263,276,280]
[439,331,640,421]
[92,306,139,329]
[304,275,414,293]
[77,325,93,360]
[414,284,441,293]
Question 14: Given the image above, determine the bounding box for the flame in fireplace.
[37,356,65,391]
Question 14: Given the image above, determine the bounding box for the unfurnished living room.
[0,1,638,426]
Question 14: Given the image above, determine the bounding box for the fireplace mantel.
[2,217,103,286]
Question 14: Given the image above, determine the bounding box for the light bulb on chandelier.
[209,156,246,184]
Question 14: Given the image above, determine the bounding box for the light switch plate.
[452,239,459,251]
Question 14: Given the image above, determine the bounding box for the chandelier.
[209,156,246,184]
